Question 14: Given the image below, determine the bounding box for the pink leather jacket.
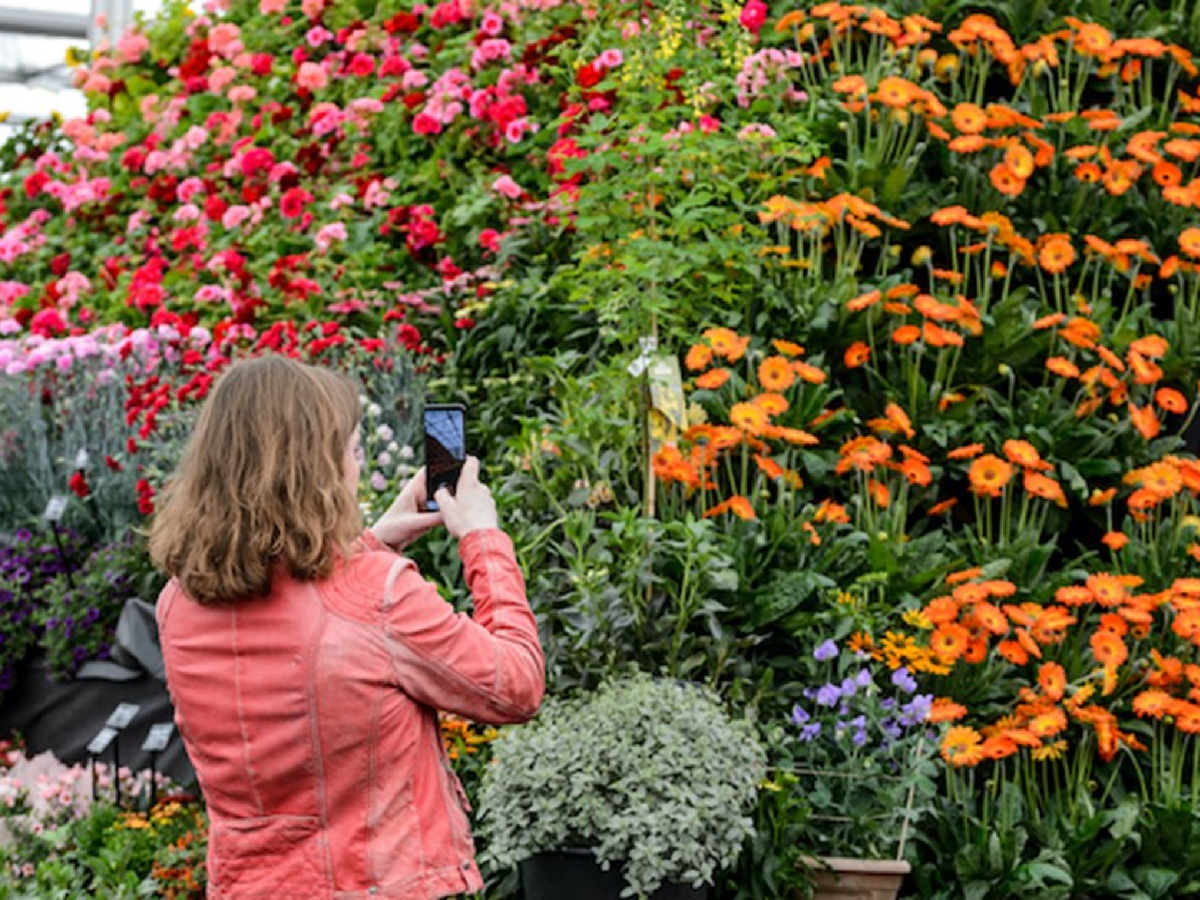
[156,528,545,899]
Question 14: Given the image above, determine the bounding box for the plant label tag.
[647,355,685,453]
[87,727,118,755]
[74,449,90,469]
[141,723,174,752]
[106,702,141,730]
[43,495,68,522]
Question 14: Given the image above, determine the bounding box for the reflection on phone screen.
[425,408,465,512]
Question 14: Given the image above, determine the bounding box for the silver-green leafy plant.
[478,673,766,899]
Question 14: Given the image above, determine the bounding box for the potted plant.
[477,673,767,900]
[772,637,941,900]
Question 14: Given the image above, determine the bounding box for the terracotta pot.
[804,856,910,900]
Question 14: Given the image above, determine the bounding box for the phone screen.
[424,404,466,512]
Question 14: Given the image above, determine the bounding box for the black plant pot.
[519,849,709,900]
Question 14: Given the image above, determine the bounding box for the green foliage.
[478,674,766,898]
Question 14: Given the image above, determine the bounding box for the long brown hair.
[149,355,362,604]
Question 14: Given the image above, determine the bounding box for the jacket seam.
[231,608,264,816]
[304,585,335,884]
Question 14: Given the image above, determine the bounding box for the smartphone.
[424,402,467,512]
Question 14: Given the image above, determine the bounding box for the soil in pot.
[520,849,709,900]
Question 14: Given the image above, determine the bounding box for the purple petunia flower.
[840,677,858,698]
[791,705,810,726]
[892,667,919,694]
[816,683,841,707]
[814,639,838,661]
[855,668,873,688]
[798,722,821,742]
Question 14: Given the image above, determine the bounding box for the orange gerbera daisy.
[695,368,732,390]
[930,623,971,662]
[1039,662,1067,700]
[703,495,756,521]
[951,102,988,134]
[1132,689,1172,719]
[997,639,1029,665]
[1039,237,1076,274]
[1087,573,1128,607]
[1005,143,1035,179]
[752,392,789,416]
[1003,439,1050,471]
[1029,707,1068,738]
[685,343,713,371]
[758,356,795,392]
[928,698,968,723]
[941,726,985,767]
[968,454,1014,497]
[1180,228,1200,259]
[892,325,921,345]
[947,443,984,460]
[703,327,750,361]
[1153,161,1183,187]
[1156,386,1188,413]
[928,497,959,516]
[1090,629,1128,667]
[772,339,805,357]
[844,341,871,368]
[1046,357,1080,378]
[1102,531,1130,551]
[1075,162,1102,183]
[1129,403,1161,440]
[990,163,1025,196]
[1024,471,1067,507]
[847,289,882,312]
[730,402,769,435]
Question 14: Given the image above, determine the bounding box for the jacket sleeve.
[375,528,545,725]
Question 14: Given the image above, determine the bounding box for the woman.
[150,355,544,899]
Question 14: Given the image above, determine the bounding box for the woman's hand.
[370,467,443,552]
[435,457,499,539]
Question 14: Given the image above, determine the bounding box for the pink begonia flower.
[348,97,383,117]
[329,193,356,210]
[363,181,391,208]
[471,38,512,70]
[229,86,257,104]
[480,11,505,35]
[296,61,328,91]
[401,69,429,90]
[739,0,768,35]
[491,175,523,199]
[413,113,442,135]
[233,51,254,69]
[195,285,231,304]
[306,26,333,47]
[504,119,529,144]
[96,133,125,152]
[699,114,721,133]
[315,223,348,252]
[598,49,624,69]
[57,273,91,307]
[139,95,160,122]
[260,0,285,13]
[268,161,299,184]
[117,31,150,64]
[208,23,242,58]
[209,66,237,93]
[478,229,502,252]
[174,203,202,222]
[738,123,777,140]
[82,74,112,94]
[222,205,253,230]
[301,0,326,18]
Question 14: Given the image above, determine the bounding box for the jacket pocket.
[209,815,328,897]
